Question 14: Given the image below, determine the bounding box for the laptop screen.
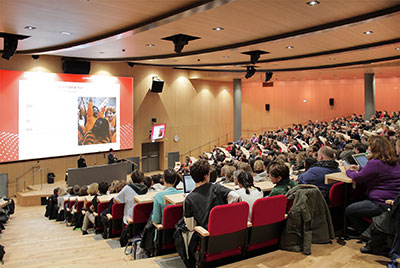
[183,175,196,194]
[352,154,369,167]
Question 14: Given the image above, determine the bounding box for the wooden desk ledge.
[106,213,112,220]
[386,200,394,206]
[397,258,400,264]
[73,209,77,213]
[93,212,98,217]
[153,222,164,230]
[126,217,133,224]
[194,226,209,237]
[285,214,288,219]
[81,210,86,215]
[247,221,252,228]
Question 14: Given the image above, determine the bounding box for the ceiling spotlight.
[60,31,72,35]
[162,33,200,53]
[212,27,224,31]
[364,30,373,35]
[24,26,36,30]
[241,50,269,65]
[146,43,155,47]
[286,46,294,49]
[306,1,320,6]
[127,62,134,68]
[265,72,273,82]
[31,55,39,60]
[245,66,256,79]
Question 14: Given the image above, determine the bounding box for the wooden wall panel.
[0,55,233,196]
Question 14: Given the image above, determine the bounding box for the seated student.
[209,167,218,183]
[151,174,165,191]
[82,182,108,235]
[345,136,400,235]
[183,160,241,266]
[100,181,126,239]
[254,158,271,182]
[297,146,340,198]
[114,170,148,227]
[143,176,153,192]
[234,171,263,219]
[267,161,298,197]
[152,168,184,225]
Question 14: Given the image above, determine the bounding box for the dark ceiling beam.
[16,0,234,55]
[128,38,400,67]
[171,55,400,73]
[69,4,400,62]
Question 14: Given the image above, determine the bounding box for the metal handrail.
[15,165,42,192]
[180,131,234,162]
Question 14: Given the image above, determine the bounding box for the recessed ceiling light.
[286,46,294,49]
[306,1,320,6]
[60,31,71,35]
[146,44,155,47]
[213,27,224,31]
[364,30,373,35]
[303,99,308,103]
[24,26,36,30]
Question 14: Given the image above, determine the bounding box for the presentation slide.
[0,70,133,163]
[151,124,166,140]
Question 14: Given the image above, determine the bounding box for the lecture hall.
[1,1,400,267]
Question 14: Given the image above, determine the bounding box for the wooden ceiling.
[1,0,400,81]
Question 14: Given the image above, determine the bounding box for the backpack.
[124,236,148,260]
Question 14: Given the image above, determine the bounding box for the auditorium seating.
[194,202,249,267]
[153,204,183,256]
[247,195,287,252]
[127,202,153,238]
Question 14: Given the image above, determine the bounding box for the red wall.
[242,77,400,132]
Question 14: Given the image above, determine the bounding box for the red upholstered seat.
[196,202,249,266]
[129,202,153,237]
[329,182,345,208]
[155,204,183,254]
[247,195,287,252]
[95,202,109,232]
[109,203,124,236]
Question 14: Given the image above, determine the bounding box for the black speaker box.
[150,80,164,93]
[329,98,334,106]
[265,104,270,111]
[62,60,91,74]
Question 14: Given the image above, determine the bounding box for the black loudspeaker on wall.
[62,60,91,75]
[329,98,334,106]
[150,79,164,93]
[265,104,270,111]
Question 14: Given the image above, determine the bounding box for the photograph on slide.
[78,97,117,146]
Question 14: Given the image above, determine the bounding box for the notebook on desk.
[352,154,368,167]
[183,175,196,194]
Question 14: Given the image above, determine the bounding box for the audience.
[267,161,297,196]
[345,136,400,235]
[234,171,263,219]
[297,146,340,199]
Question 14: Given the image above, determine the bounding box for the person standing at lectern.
[77,154,87,168]
[108,148,117,164]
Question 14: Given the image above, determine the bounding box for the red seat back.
[329,182,345,208]
[251,195,287,227]
[208,202,249,237]
[111,203,124,219]
[76,200,84,212]
[97,202,109,214]
[132,202,153,223]
[247,195,287,252]
[162,204,183,230]
[85,201,92,210]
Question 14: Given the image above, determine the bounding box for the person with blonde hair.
[345,136,400,235]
